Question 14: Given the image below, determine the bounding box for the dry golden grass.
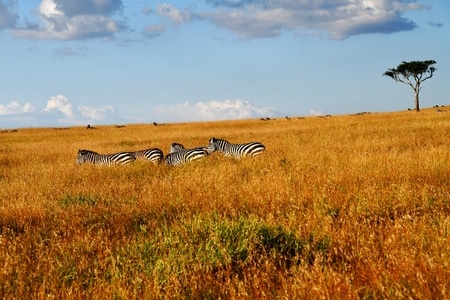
[1,108,450,299]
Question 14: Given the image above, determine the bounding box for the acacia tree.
[383,60,437,112]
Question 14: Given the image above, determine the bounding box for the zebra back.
[169,142,209,154]
[207,137,265,159]
[164,148,208,166]
[132,148,164,164]
[77,149,136,166]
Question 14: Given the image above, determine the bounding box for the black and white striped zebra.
[165,143,208,166]
[131,148,164,164]
[169,142,208,154]
[77,149,136,166]
[169,142,184,153]
[207,137,265,159]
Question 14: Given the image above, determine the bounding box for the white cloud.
[5,0,426,41]
[12,0,123,40]
[309,109,326,116]
[155,99,279,122]
[1,97,283,129]
[0,95,117,128]
[44,94,74,117]
[78,105,115,120]
[141,4,191,39]
[157,4,191,24]
[198,0,423,39]
[42,95,116,125]
[0,101,36,115]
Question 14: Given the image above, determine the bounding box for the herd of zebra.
[76,137,266,167]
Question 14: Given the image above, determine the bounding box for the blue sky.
[0,0,448,129]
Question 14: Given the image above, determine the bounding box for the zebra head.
[207,137,226,154]
[77,149,95,164]
[207,137,216,154]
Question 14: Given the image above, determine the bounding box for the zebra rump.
[132,148,164,164]
[164,147,208,166]
[77,149,136,166]
[207,137,265,159]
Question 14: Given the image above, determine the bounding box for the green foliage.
[58,194,98,207]
[384,60,436,79]
[136,215,331,286]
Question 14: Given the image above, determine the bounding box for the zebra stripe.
[207,137,265,159]
[164,147,208,166]
[77,149,136,166]
[169,142,184,154]
[132,148,164,164]
[169,142,208,154]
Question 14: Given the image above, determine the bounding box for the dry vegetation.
[1,108,449,299]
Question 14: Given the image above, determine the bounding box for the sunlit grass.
[1,108,449,298]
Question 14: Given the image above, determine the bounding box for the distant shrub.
[58,194,98,207]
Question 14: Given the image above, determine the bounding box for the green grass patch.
[58,194,98,207]
[133,214,332,287]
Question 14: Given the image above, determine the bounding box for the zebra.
[169,142,184,153]
[131,148,164,164]
[76,149,136,166]
[207,137,265,159]
[169,142,208,154]
[165,143,208,166]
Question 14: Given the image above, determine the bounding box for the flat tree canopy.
[383,60,436,112]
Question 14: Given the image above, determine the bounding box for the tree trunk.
[414,89,420,112]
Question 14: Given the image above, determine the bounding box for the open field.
[1,108,450,299]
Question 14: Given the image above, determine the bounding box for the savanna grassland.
[1,108,449,299]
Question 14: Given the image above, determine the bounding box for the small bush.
[58,194,98,207]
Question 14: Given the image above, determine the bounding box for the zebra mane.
[210,137,229,143]
[169,142,185,154]
[79,149,98,155]
[171,142,184,148]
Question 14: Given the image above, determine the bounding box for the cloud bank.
[154,99,279,122]
[0,95,116,128]
[0,0,430,40]
[1,97,280,129]
[148,0,426,40]
[197,0,423,39]
[0,101,36,115]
